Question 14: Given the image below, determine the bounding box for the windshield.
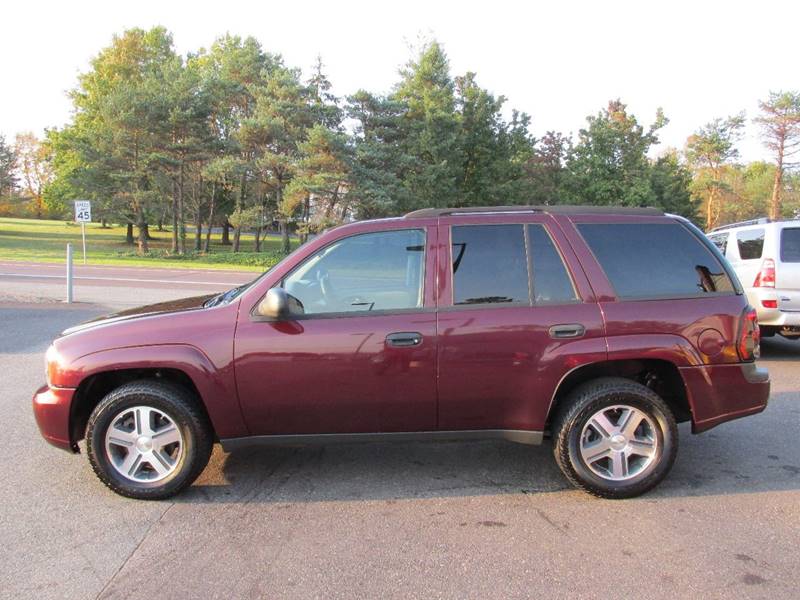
[203,239,313,307]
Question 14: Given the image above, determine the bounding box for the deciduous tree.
[685,113,745,230]
[14,132,53,219]
[566,100,666,207]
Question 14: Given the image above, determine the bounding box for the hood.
[62,294,216,336]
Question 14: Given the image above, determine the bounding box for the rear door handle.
[549,324,586,339]
[386,332,423,347]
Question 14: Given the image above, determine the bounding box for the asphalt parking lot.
[1,299,799,600]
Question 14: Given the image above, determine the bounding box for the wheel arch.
[64,344,247,448]
[70,367,214,447]
[546,358,692,432]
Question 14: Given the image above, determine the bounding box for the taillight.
[762,299,778,309]
[737,306,760,361]
[753,258,775,288]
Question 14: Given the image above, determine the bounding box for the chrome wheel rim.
[104,406,184,483]
[579,404,658,482]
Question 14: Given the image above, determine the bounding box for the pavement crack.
[94,501,176,600]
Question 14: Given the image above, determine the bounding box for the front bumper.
[680,363,770,434]
[32,384,77,452]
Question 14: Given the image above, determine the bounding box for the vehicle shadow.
[184,391,800,505]
[759,335,800,361]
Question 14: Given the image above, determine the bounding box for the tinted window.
[284,229,425,314]
[578,222,735,299]
[736,229,765,260]
[781,228,800,263]
[708,233,728,256]
[528,225,577,304]
[452,225,529,305]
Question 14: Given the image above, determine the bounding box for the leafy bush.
[112,248,285,269]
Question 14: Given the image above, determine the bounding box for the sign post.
[66,243,73,303]
[74,200,91,265]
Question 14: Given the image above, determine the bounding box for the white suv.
[707,218,800,340]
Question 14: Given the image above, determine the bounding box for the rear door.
[435,214,606,434]
[778,225,800,311]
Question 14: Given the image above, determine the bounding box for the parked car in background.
[707,218,800,340]
[33,206,769,501]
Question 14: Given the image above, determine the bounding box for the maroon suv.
[32,206,769,499]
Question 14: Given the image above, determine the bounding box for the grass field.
[0,218,297,271]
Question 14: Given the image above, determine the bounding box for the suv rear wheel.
[552,377,678,499]
[86,380,213,500]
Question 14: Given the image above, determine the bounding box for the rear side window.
[578,222,735,299]
[781,228,800,263]
[708,233,729,255]
[528,225,577,303]
[736,229,765,260]
[452,225,529,305]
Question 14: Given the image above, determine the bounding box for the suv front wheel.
[552,377,678,499]
[86,380,213,500]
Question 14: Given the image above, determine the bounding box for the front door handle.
[386,332,423,347]
[549,324,586,339]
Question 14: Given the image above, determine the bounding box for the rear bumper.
[32,384,78,452]
[680,363,770,434]
[747,288,800,325]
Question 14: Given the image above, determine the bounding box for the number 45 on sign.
[74,200,91,264]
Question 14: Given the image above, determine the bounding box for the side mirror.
[257,288,303,319]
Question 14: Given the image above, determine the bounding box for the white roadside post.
[74,200,91,264]
[66,243,73,303]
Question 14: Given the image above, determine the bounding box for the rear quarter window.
[781,228,800,263]
[736,228,765,260]
[577,222,735,300]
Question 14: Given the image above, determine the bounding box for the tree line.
[1,27,799,255]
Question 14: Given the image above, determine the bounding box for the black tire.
[552,377,678,499]
[86,380,213,500]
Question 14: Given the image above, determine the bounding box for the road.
[1,295,799,599]
[0,261,254,306]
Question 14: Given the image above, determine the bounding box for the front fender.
[63,344,248,439]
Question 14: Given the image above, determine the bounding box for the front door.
[234,226,438,435]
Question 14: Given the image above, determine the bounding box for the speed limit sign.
[74,200,91,223]
[74,200,91,264]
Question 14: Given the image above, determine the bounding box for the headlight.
[45,344,62,387]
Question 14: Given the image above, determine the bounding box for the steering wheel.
[317,269,338,306]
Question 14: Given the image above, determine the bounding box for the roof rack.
[403,205,664,218]
[710,218,772,232]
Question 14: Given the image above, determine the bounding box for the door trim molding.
[220,429,544,451]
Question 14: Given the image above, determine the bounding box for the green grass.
[0,218,296,271]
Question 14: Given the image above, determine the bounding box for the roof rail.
[710,217,772,232]
[403,205,664,218]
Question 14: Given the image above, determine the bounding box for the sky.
[1,0,798,163]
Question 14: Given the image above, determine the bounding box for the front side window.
[578,222,735,299]
[781,228,800,263]
[452,225,529,305]
[283,229,425,315]
[708,233,729,256]
[736,228,765,260]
